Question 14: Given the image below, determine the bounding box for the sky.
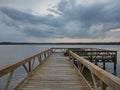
[0,0,120,42]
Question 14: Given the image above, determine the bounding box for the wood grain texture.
[16,53,91,90]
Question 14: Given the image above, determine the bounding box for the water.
[0,45,51,67]
[0,45,120,89]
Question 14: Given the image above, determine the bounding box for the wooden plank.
[15,53,91,90]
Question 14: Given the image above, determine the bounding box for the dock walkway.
[1,48,120,90]
[16,52,91,90]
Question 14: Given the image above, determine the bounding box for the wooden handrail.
[0,48,52,90]
[69,50,120,89]
[0,49,52,77]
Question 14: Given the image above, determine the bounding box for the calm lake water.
[0,45,120,89]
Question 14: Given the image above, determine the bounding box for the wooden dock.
[0,48,120,90]
[66,48,117,72]
[16,53,91,90]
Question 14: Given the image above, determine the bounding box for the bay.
[0,45,120,76]
[0,45,120,89]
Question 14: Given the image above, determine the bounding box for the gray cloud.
[0,7,63,27]
[56,0,120,38]
[0,0,120,42]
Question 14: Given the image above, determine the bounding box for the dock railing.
[0,48,120,90]
[0,49,52,90]
[69,50,120,90]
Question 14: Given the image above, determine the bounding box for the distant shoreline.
[0,42,120,45]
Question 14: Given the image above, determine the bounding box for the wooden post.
[50,49,53,53]
[76,60,80,70]
[44,52,46,58]
[103,60,106,70]
[23,64,29,73]
[91,71,97,89]
[114,53,117,74]
[90,55,93,62]
[114,52,117,74]
[5,70,14,90]
[95,60,98,65]
[32,58,35,69]
[80,64,85,73]
[69,51,72,60]
[101,81,106,90]
[28,61,31,72]
[38,55,42,63]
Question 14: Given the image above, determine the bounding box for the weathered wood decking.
[16,53,91,90]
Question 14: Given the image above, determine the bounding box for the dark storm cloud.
[22,26,63,38]
[58,0,120,26]
[56,0,120,38]
[0,7,63,27]
[0,0,120,40]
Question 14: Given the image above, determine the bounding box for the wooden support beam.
[91,71,97,89]
[38,55,42,63]
[69,51,120,89]
[80,64,85,73]
[28,61,31,72]
[103,60,106,70]
[0,49,52,77]
[23,64,29,73]
[5,70,14,90]
[32,58,35,69]
[44,52,46,58]
[101,81,106,90]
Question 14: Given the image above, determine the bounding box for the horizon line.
[0,42,120,45]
